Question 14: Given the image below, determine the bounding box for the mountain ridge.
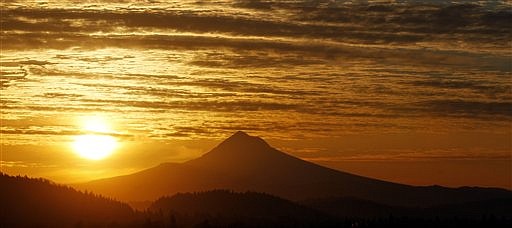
[0,173,136,227]
[4,173,510,227]
[80,131,512,207]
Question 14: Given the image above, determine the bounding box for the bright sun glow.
[83,116,110,133]
[73,135,118,160]
[73,116,118,160]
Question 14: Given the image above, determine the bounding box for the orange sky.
[1,0,511,190]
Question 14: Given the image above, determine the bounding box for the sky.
[0,0,511,189]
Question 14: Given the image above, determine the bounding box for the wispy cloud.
[1,0,510,143]
[305,150,512,162]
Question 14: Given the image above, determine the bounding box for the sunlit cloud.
[0,0,510,187]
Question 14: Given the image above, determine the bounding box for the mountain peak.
[219,131,270,150]
[230,130,250,139]
[194,131,274,163]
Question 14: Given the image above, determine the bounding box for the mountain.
[80,131,512,207]
[149,189,335,227]
[0,173,135,227]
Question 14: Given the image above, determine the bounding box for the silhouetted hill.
[149,190,335,227]
[302,197,407,218]
[145,190,512,228]
[80,131,512,207]
[0,173,136,227]
[303,197,512,219]
[425,198,512,219]
[2,172,511,227]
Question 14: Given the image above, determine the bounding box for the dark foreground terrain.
[2,173,512,228]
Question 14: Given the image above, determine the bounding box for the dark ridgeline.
[302,196,512,219]
[0,173,136,227]
[148,189,336,227]
[145,190,512,228]
[1,172,512,227]
[81,131,512,207]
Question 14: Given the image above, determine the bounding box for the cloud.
[409,79,512,97]
[2,2,510,51]
[0,127,132,138]
[0,161,56,168]
[305,150,512,162]
[189,52,325,68]
[43,92,84,98]
[1,1,510,143]
[77,98,299,112]
[417,100,512,117]
[232,0,273,10]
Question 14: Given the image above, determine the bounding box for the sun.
[83,116,110,133]
[73,116,118,160]
[73,134,117,160]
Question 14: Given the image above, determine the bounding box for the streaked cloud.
[0,0,510,185]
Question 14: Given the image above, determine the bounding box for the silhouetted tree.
[0,173,135,227]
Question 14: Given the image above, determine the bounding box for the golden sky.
[1,0,511,189]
